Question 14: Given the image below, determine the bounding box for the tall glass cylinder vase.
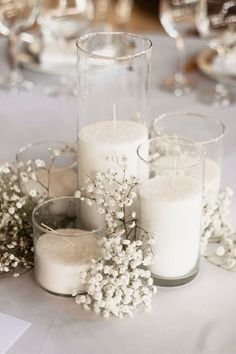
[77,32,152,229]
[137,137,205,287]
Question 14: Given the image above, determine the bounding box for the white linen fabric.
[0,34,236,354]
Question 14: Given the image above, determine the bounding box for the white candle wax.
[23,167,77,198]
[139,175,202,278]
[35,229,99,295]
[78,120,148,229]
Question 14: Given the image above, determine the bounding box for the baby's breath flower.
[35,159,45,168]
[201,188,236,271]
[53,149,61,157]
[0,162,36,277]
[74,190,81,198]
[8,207,15,215]
[116,211,124,219]
[20,173,28,183]
[29,189,37,198]
[216,246,225,257]
[16,202,23,209]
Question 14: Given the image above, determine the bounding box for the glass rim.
[16,140,77,171]
[137,136,206,170]
[152,112,225,145]
[32,196,104,235]
[76,31,152,61]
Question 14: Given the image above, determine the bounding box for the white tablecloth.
[0,34,236,354]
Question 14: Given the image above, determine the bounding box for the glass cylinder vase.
[152,112,225,200]
[137,137,205,287]
[77,32,152,229]
[33,196,103,296]
[16,141,77,199]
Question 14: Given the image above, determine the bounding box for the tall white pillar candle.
[139,175,202,278]
[78,120,148,229]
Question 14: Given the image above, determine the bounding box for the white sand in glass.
[78,120,148,229]
[35,229,99,295]
[139,175,202,278]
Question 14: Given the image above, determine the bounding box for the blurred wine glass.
[39,0,94,39]
[39,0,94,98]
[159,0,199,96]
[0,0,39,92]
[196,0,236,107]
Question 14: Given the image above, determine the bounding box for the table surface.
[0,34,236,354]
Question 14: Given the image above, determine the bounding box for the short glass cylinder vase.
[76,32,152,229]
[152,112,225,200]
[137,137,206,287]
[33,197,103,296]
[16,141,77,199]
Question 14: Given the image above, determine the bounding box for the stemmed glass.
[39,0,94,98]
[196,0,236,107]
[0,0,39,92]
[159,0,199,96]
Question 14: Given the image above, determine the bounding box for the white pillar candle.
[23,167,77,198]
[139,175,202,278]
[34,229,99,295]
[78,120,148,229]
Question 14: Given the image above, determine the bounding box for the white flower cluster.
[201,188,235,270]
[212,235,236,270]
[0,162,36,277]
[74,160,156,318]
[78,164,138,234]
[75,233,156,319]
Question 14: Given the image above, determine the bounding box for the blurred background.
[0,0,236,103]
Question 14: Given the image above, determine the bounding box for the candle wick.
[41,223,56,233]
[41,223,81,247]
[113,103,117,131]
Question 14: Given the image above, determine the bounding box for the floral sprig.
[75,235,156,319]
[74,158,156,318]
[0,162,38,277]
[0,145,74,278]
[77,157,154,257]
[201,188,235,270]
[17,147,63,199]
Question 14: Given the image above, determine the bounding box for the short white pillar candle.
[139,175,202,278]
[137,136,205,286]
[35,229,99,295]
